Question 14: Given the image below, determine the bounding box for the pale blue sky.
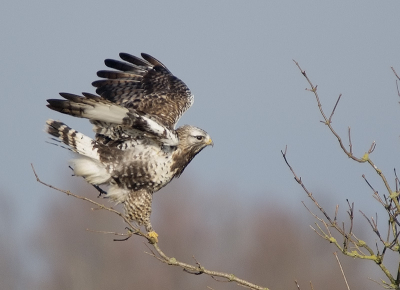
[1,1,400,287]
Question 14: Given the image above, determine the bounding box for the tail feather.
[45,119,111,184]
[45,119,99,160]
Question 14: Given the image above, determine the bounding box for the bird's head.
[176,125,213,154]
[172,125,213,177]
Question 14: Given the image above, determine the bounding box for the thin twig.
[392,67,400,81]
[294,280,301,290]
[348,127,353,158]
[85,229,134,241]
[334,252,351,290]
[391,67,400,99]
[368,141,376,154]
[281,149,334,225]
[329,94,342,123]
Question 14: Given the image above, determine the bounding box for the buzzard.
[45,53,213,240]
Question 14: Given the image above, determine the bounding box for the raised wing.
[92,53,194,130]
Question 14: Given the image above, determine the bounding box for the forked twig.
[31,164,147,238]
[293,59,399,213]
[287,61,400,287]
[391,67,400,98]
[329,94,342,123]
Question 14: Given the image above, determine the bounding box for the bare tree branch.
[31,164,269,290]
[284,61,400,289]
[293,60,400,212]
[391,67,400,99]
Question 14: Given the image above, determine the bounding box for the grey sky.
[1,0,400,286]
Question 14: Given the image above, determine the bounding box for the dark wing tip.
[81,92,99,99]
[91,80,101,88]
[104,59,137,72]
[59,92,81,101]
[141,53,169,71]
[119,53,152,67]
[46,99,65,112]
[91,83,107,96]
[91,80,113,95]
[97,70,110,78]
[47,98,61,105]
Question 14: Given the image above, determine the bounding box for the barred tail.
[45,119,111,184]
[45,119,98,159]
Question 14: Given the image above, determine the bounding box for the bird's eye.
[196,136,204,141]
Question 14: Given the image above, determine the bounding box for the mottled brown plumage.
[45,53,213,236]
[92,53,193,130]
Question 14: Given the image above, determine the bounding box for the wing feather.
[104,59,145,73]
[96,70,142,80]
[141,53,169,70]
[92,80,141,95]
[119,52,152,67]
[92,53,194,129]
[47,93,178,146]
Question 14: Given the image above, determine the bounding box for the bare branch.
[85,229,134,242]
[294,280,301,290]
[281,149,334,225]
[329,94,342,123]
[289,61,400,287]
[394,168,400,192]
[359,210,385,245]
[31,164,149,240]
[392,67,400,81]
[391,67,400,99]
[293,60,364,162]
[31,164,269,290]
[348,127,353,156]
[294,60,400,212]
[368,141,376,154]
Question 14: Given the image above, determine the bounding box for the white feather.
[80,102,129,124]
[107,185,130,203]
[70,157,111,184]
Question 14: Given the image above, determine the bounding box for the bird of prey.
[45,52,213,240]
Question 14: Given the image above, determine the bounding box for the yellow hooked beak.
[206,137,214,147]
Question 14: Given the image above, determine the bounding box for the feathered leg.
[124,190,158,242]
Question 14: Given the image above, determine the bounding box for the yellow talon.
[148,231,159,244]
